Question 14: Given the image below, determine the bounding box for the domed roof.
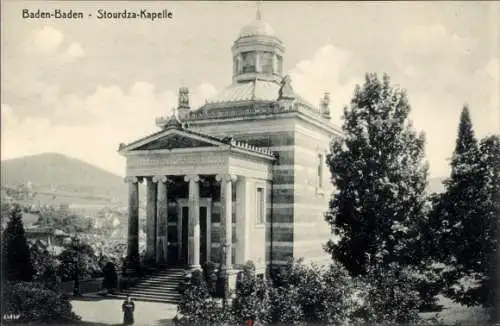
[238,10,275,38]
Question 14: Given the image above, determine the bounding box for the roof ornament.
[256,0,262,20]
[320,92,331,119]
[165,109,183,130]
[278,75,296,100]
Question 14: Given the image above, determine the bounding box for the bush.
[29,240,61,287]
[175,272,233,325]
[353,263,423,324]
[3,282,80,323]
[202,261,217,296]
[58,241,98,281]
[268,285,304,324]
[233,260,271,324]
[275,259,354,325]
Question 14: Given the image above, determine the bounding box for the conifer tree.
[325,73,429,276]
[2,204,34,282]
[429,107,496,307]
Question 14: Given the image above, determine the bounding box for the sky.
[1,1,499,178]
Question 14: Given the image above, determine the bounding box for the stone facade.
[119,10,342,274]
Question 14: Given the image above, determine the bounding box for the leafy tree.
[58,240,99,281]
[428,107,497,308]
[2,204,35,282]
[29,240,60,286]
[325,73,429,276]
[36,205,93,234]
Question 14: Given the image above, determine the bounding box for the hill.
[1,153,127,206]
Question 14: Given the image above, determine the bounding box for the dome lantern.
[231,6,285,84]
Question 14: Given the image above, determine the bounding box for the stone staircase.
[115,268,185,304]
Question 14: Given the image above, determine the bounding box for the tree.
[428,107,497,308]
[58,240,99,282]
[325,73,429,276]
[2,204,35,282]
[29,240,60,287]
[479,135,500,320]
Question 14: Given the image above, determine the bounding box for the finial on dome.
[256,1,262,20]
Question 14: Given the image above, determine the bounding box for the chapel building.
[119,10,342,275]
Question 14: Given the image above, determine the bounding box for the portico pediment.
[119,128,225,154]
[135,133,216,151]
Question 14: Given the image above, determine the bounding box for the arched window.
[242,52,256,73]
[260,52,274,74]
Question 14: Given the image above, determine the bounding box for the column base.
[187,264,202,271]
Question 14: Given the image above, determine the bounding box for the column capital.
[152,175,168,183]
[124,176,141,184]
[216,173,237,183]
[184,174,200,183]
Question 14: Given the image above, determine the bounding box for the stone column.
[184,174,200,270]
[125,176,141,274]
[153,175,168,265]
[216,173,237,271]
[145,177,157,265]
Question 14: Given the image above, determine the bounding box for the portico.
[119,116,274,273]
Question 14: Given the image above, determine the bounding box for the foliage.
[353,263,423,324]
[270,259,354,325]
[233,261,271,325]
[202,260,217,296]
[176,259,442,325]
[36,204,93,234]
[325,73,429,276]
[175,270,233,326]
[57,239,99,281]
[428,107,498,308]
[3,281,81,323]
[2,204,35,282]
[29,240,61,287]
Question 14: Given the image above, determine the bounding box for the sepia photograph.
[1,1,499,325]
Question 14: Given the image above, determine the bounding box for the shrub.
[278,260,354,325]
[29,240,60,287]
[3,282,80,323]
[175,272,233,325]
[57,241,98,281]
[233,260,271,324]
[268,285,304,324]
[202,261,218,296]
[353,263,423,324]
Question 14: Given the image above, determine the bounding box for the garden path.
[71,296,178,326]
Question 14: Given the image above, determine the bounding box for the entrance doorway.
[177,198,212,267]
